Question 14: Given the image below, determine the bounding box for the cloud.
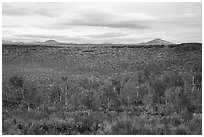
[86,33,128,39]
[158,14,202,29]
[14,34,67,39]
[34,9,58,17]
[3,3,57,17]
[59,11,150,29]
[3,5,30,16]
[3,25,24,28]
[3,3,201,43]
[66,20,148,29]
[13,34,90,43]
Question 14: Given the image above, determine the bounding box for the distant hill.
[39,40,77,45]
[2,38,177,47]
[2,40,13,45]
[139,38,173,45]
[169,43,202,51]
[2,40,25,45]
[24,40,64,45]
[100,42,113,45]
[42,40,63,45]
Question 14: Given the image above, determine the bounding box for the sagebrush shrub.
[9,75,24,88]
[122,80,138,105]
[21,81,45,110]
[2,83,24,108]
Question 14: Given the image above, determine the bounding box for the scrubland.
[2,43,202,135]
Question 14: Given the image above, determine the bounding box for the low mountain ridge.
[2,40,25,45]
[139,38,173,45]
[43,40,62,45]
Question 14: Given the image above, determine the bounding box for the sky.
[2,2,202,44]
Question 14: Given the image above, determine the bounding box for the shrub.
[100,78,119,110]
[2,118,22,135]
[2,83,24,109]
[81,89,101,111]
[20,81,45,111]
[162,71,184,89]
[49,84,61,104]
[9,75,23,88]
[2,76,26,109]
[78,76,101,91]
[111,120,133,134]
[173,125,188,135]
[74,112,103,134]
[187,115,202,135]
[137,84,150,104]
[165,86,192,113]
[121,80,138,105]
[97,114,134,135]
[145,72,184,105]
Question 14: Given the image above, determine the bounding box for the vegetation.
[2,43,202,134]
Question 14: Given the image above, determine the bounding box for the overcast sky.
[2,2,202,44]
